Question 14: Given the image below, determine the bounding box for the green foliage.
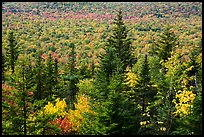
[2,53,7,83]
[77,78,95,97]
[33,50,45,100]
[153,25,178,63]
[148,55,168,92]
[5,30,20,73]
[2,54,36,135]
[27,98,62,135]
[108,8,134,71]
[139,54,150,85]
[63,43,79,110]
[44,52,55,98]
[2,2,202,135]
[95,46,121,97]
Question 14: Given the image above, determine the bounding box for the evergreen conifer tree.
[138,54,157,113]
[154,25,178,63]
[53,58,59,94]
[45,51,55,98]
[3,54,35,135]
[151,25,178,75]
[34,50,44,100]
[5,30,19,74]
[94,9,134,134]
[64,43,79,110]
[2,53,7,83]
[108,8,134,71]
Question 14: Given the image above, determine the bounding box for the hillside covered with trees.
[2,2,202,135]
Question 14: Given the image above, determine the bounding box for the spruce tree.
[94,9,134,134]
[91,59,95,78]
[95,9,132,94]
[45,51,55,98]
[20,58,35,135]
[2,53,7,83]
[138,54,157,113]
[94,46,124,134]
[34,50,44,100]
[64,43,79,110]
[53,58,59,93]
[95,46,122,100]
[108,8,134,71]
[4,54,35,135]
[154,25,178,63]
[5,30,19,74]
[187,43,202,88]
[136,55,159,135]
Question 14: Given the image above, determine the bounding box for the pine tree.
[64,43,79,110]
[108,8,134,71]
[3,54,35,135]
[94,9,134,134]
[53,58,59,92]
[138,54,157,113]
[5,30,19,74]
[95,46,123,100]
[154,25,178,63]
[2,53,7,83]
[34,50,44,100]
[45,51,55,98]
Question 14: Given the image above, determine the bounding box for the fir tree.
[94,9,134,134]
[34,50,44,100]
[95,46,123,100]
[4,54,35,135]
[2,53,7,83]
[154,25,178,63]
[94,51,124,134]
[45,51,55,98]
[94,9,133,91]
[5,30,19,74]
[64,43,79,110]
[91,59,95,78]
[187,43,202,88]
[138,54,157,113]
[53,58,59,92]
[108,8,134,71]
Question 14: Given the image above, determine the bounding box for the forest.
[2,2,202,135]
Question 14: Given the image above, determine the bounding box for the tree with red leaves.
[51,115,72,134]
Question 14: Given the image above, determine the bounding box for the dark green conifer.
[154,25,178,63]
[5,54,35,135]
[5,30,19,74]
[108,8,134,71]
[2,53,7,83]
[94,9,134,134]
[138,54,157,113]
[34,50,44,100]
[53,58,59,90]
[45,51,54,98]
[63,43,79,110]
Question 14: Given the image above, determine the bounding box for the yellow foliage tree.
[68,94,96,133]
[122,67,140,105]
[44,98,68,118]
[124,67,138,88]
[172,81,196,117]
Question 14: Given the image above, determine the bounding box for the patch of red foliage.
[51,115,72,134]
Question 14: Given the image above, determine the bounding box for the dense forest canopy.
[2,2,202,135]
